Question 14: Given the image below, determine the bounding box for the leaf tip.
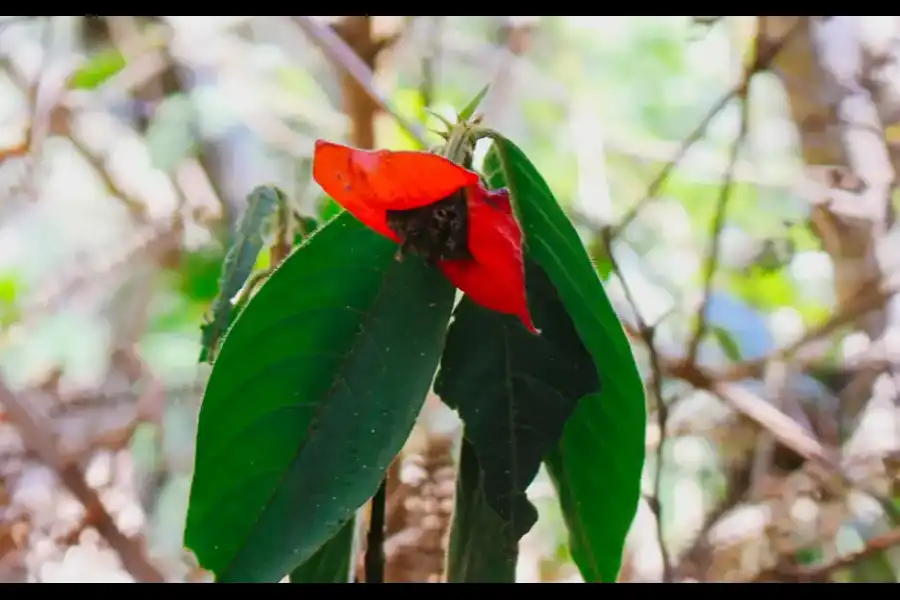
[458,84,492,122]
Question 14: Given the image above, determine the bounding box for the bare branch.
[0,377,164,582]
[756,526,900,581]
[611,20,803,238]
[290,16,427,147]
[601,231,673,580]
[685,82,750,365]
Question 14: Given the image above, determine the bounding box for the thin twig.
[610,90,736,238]
[714,273,891,382]
[602,230,672,581]
[610,20,803,238]
[0,376,164,582]
[290,16,427,147]
[601,25,808,582]
[364,477,387,583]
[685,84,750,365]
[749,360,791,494]
[756,526,900,581]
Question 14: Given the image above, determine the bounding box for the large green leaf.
[288,518,356,583]
[184,212,455,582]
[436,261,596,544]
[446,440,518,583]
[485,135,646,582]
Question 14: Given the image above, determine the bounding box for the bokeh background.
[1,15,899,583]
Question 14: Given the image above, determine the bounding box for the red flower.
[313,140,536,333]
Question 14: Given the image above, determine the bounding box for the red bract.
[313,140,536,333]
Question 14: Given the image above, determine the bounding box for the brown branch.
[610,226,898,581]
[685,79,751,365]
[270,190,293,267]
[2,53,152,222]
[604,25,805,582]
[715,273,891,382]
[610,90,734,238]
[756,526,900,581]
[0,377,164,582]
[602,230,673,580]
[618,271,894,388]
[417,17,444,111]
[0,139,28,163]
[621,315,835,471]
[622,290,900,511]
[290,16,426,147]
[330,16,380,150]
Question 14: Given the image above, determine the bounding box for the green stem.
[442,123,474,167]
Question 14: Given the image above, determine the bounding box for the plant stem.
[442,121,479,168]
[364,477,387,583]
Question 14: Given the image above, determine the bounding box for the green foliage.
[176,249,228,304]
[485,134,646,582]
[457,84,491,121]
[711,325,743,361]
[0,272,22,330]
[184,212,455,582]
[446,440,519,582]
[437,260,597,576]
[288,518,356,583]
[67,48,126,90]
[198,185,283,364]
[727,266,830,326]
[185,128,644,584]
[316,195,343,223]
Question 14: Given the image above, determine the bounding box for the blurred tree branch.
[764,16,900,424]
[0,376,164,582]
[291,16,426,146]
[597,16,900,581]
[609,20,803,237]
[604,24,798,581]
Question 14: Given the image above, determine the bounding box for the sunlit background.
[1,15,899,583]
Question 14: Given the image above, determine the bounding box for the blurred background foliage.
[0,15,899,583]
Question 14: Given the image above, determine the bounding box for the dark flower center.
[386,188,472,263]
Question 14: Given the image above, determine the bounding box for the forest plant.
[183,94,646,583]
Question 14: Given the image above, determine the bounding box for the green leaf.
[485,135,646,583]
[457,84,491,121]
[185,212,455,582]
[199,185,283,365]
[446,440,518,583]
[424,107,454,131]
[293,215,320,245]
[67,48,126,90]
[0,271,22,329]
[436,260,595,542]
[288,518,356,583]
[711,325,742,361]
[318,195,343,223]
